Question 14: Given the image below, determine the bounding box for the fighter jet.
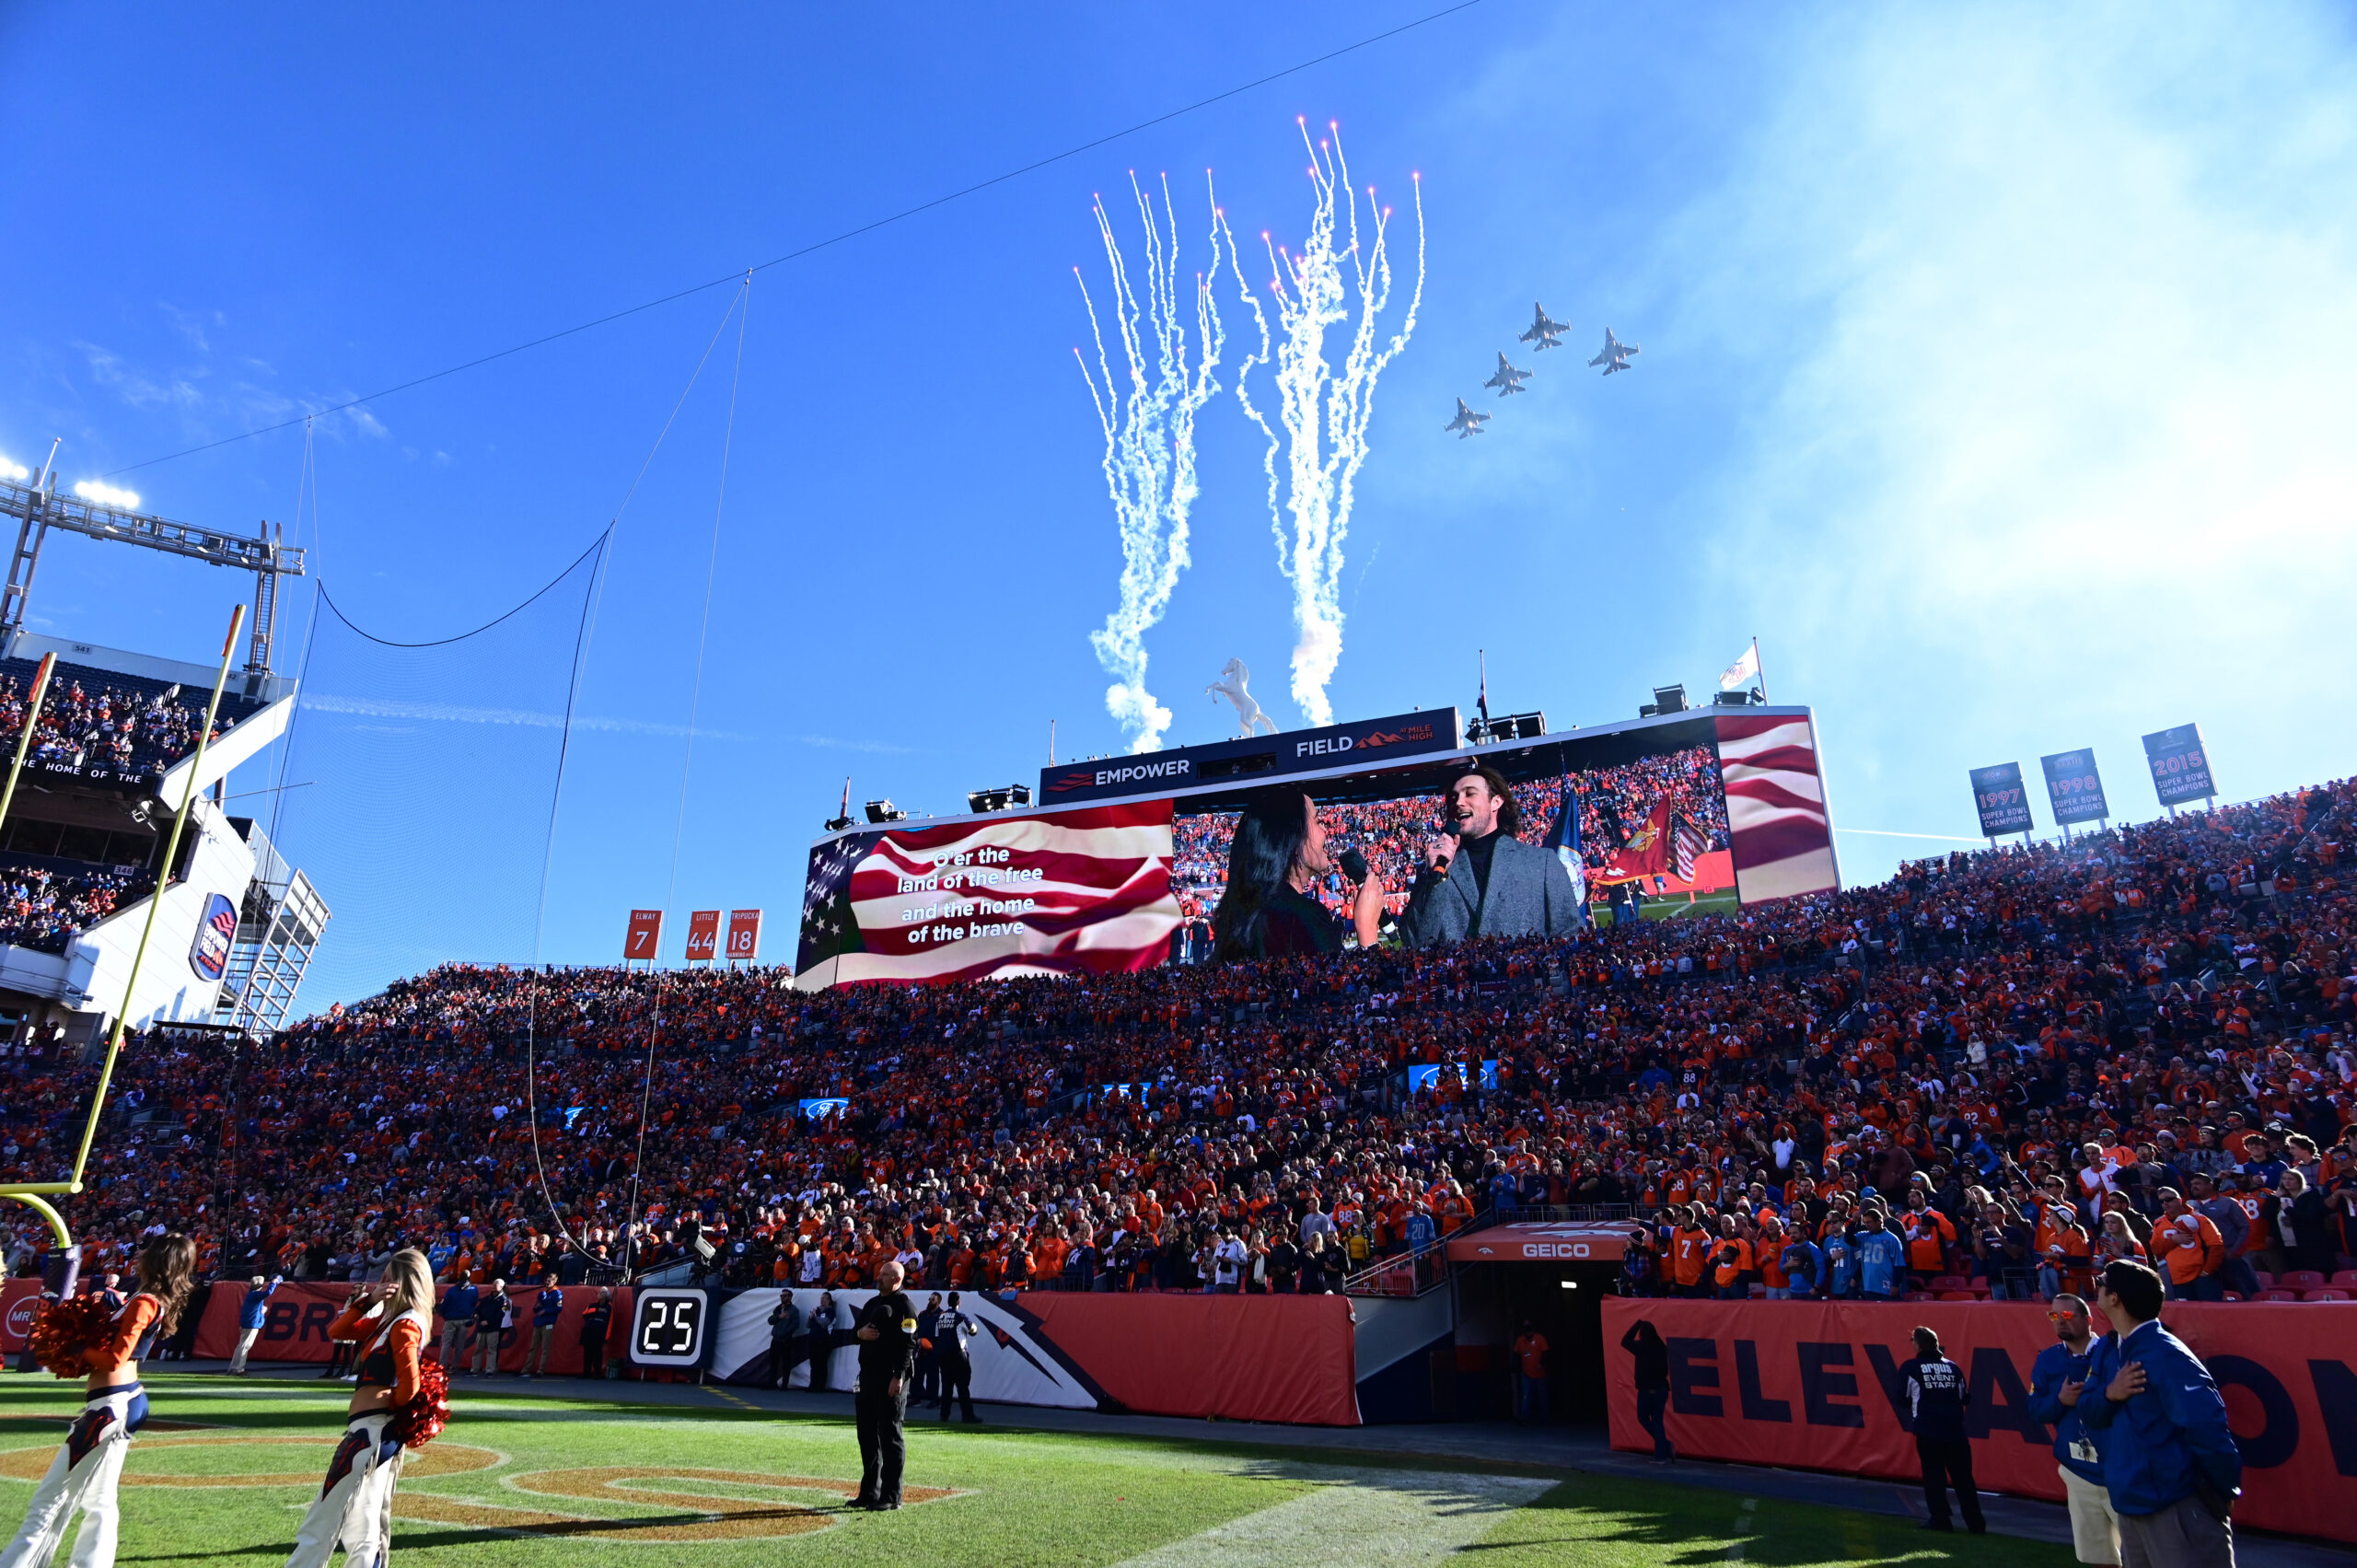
[1518,302,1572,351]
[1483,352,1532,397]
[1444,398,1492,439]
[1589,328,1639,376]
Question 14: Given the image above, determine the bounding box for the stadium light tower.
[0,461,306,682]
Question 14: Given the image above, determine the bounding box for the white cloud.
[1661,3,2357,874]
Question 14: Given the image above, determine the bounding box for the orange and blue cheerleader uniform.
[284,1302,429,1568]
[0,1292,164,1568]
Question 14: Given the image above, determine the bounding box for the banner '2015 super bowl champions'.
[794,706,1840,990]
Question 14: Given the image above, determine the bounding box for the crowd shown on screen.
[1,776,2351,1318]
[1170,747,1733,920]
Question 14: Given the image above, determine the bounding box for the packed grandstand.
[2,776,2350,1323]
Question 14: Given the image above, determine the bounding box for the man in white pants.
[2030,1294,2119,1564]
[227,1276,281,1376]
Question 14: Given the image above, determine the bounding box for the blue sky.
[5,4,2354,1001]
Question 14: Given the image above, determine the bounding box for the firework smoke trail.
[1074,171,1227,753]
[1220,119,1425,726]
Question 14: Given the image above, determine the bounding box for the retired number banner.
[622,909,663,961]
[1968,762,2034,837]
[1602,1298,2355,1544]
[2142,724,2215,808]
[684,909,721,962]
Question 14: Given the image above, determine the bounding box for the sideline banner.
[192,1282,625,1376]
[0,1279,40,1353]
[709,1288,1358,1426]
[1601,1298,2354,1543]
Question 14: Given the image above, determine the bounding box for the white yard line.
[1112,1467,1552,1568]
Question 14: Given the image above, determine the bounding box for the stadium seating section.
[1,777,2350,1314]
[0,657,266,784]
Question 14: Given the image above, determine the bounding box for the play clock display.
[630,1288,708,1367]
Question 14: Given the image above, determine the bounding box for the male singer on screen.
[1401,766,1581,947]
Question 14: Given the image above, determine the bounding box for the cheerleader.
[284,1249,437,1568]
[0,1232,198,1568]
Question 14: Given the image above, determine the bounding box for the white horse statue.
[1207,658,1279,738]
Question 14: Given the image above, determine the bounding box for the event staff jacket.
[1900,1354,1969,1442]
[2081,1318,2242,1516]
[2028,1339,2107,1484]
[854,1291,919,1388]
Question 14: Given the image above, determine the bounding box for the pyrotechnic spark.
[1220,120,1424,726]
[1074,171,1228,753]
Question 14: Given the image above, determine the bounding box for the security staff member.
[852,1261,919,1510]
[1903,1326,1984,1534]
[935,1291,981,1423]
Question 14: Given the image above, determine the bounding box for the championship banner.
[725,908,761,961]
[1602,1298,2356,1543]
[622,909,663,961]
[794,799,1180,992]
[2038,749,2109,827]
[684,909,720,962]
[707,1288,1359,1426]
[2142,724,2215,808]
[1968,761,2034,837]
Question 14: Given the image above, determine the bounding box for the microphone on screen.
[1338,848,1370,884]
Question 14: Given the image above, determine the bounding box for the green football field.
[0,1376,2069,1566]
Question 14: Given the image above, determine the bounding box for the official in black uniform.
[1902,1326,1985,1533]
[935,1291,981,1423]
[852,1261,919,1509]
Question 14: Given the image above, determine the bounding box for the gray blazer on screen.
[1399,830,1583,947]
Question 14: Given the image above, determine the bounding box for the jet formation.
[1447,303,1635,438]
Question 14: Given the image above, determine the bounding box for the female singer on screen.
[284,1248,439,1568]
[0,1233,198,1568]
[1210,789,1384,962]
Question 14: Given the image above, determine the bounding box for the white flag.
[1719,642,1759,691]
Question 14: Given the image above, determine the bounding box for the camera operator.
[1210,789,1384,960]
[1401,767,1581,947]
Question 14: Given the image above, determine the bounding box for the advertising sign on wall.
[2142,724,2215,807]
[188,891,237,981]
[1967,762,2034,837]
[2038,749,2109,827]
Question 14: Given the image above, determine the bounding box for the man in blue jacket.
[1853,1207,1908,1302]
[439,1274,480,1372]
[2028,1293,2119,1566]
[226,1274,281,1376]
[2080,1260,2239,1568]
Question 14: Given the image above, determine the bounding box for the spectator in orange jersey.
[1669,1208,1713,1297]
[1901,1191,1957,1289]
[1710,1216,1754,1299]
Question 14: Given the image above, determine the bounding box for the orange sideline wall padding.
[192,1282,624,1375]
[1601,1297,2355,1543]
[1015,1291,1360,1426]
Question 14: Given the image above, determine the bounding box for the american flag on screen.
[1715,714,1840,901]
[1671,814,1709,883]
[793,798,1179,991]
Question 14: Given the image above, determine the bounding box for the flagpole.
[1753,636,1767,703]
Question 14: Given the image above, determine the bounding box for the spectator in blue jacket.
[438,1274,479,1371]
[226,1274,281,1375]
[1853,1208,1908,1301]
[2028,1293,2119,1567]
[1775,1235,1824,1299]
[523,1272,566,1378]
[2081,1260,2239,1568]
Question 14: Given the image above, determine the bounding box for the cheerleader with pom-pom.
[284,1249,447,1568]
[0,1233,198,1568]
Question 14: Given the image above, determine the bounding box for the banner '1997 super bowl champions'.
[795,706,1841,991]
[1967,761,2034,838]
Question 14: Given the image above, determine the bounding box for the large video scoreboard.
[794,705,1838,991]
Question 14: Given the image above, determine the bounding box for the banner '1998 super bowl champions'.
[2038,748,2109,826]
[2142,723,2215,807]
[1967,761,2034,837]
